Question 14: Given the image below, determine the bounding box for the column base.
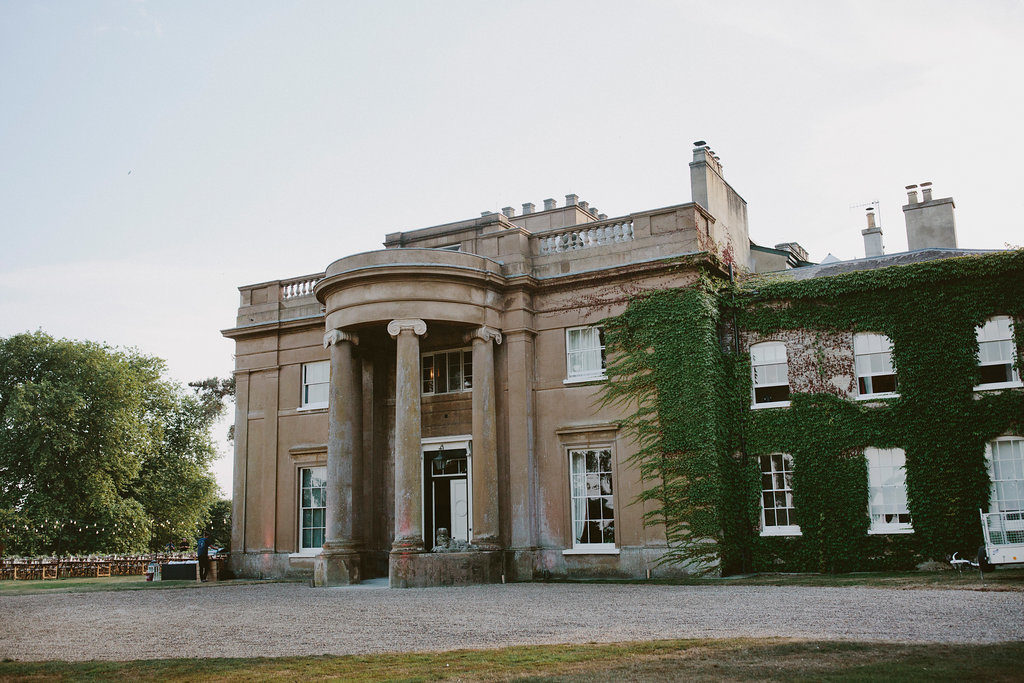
[313,546,362,587]
[389,549,505,588]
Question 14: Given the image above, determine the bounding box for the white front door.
[450,478,469,542]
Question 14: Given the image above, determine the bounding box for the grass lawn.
[0,575,299,596]
[1,638,1022,682]
[2,567,1022,596]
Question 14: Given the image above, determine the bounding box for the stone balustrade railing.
[281,275,323,300]
[536,219,635,255]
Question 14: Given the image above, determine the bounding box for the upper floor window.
[300,361,329,409]
[987,437,1024,513]
[865,447,912,534]
[569,448,615,548]
[422,349,472,395]
[566,326,606,382]
[750,342,791,407]
[976,316,1021,389]
[299,466,326,551]
[854,333,898,398]
[760,453,800,536]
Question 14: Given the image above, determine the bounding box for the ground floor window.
[300,466,326,551]
[760,453,799,536]
[865,447,912,533]
[569,448,615,547]
[987,437,1024,513]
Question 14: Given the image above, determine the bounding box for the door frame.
[421,435,473,548]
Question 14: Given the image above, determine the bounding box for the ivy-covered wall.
[604,250,1024,574]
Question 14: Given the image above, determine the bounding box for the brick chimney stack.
[903,181,957,250]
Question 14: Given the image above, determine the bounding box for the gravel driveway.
[1,581,1021,661]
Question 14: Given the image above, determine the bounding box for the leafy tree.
[206,498,232,550]
[0,331,230,556]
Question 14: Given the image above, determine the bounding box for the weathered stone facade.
[222,143,751,586]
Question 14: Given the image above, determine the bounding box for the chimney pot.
[866,208,877,229]
[693,140,707,148]
[920,182,933,202]
[502,206,515,218]
[522,202,535,215]
[565,193,578,206]
[905,184,919,204]
[543,198,557,210]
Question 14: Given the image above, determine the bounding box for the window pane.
[463,351,473,389]
[569,448,614,546]
[306,383,329,406]
[435,353,448,393]
[447,351,462,392]
[304,361,329,384]
[422,354,434,394]
[761,453,797,530]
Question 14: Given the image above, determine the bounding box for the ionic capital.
[387,318,427,338]
[464,325,503,345]
[323,329,359,348]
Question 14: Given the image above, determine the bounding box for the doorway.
[422,437,472,549]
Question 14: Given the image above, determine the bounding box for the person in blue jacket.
[196,530,210,582]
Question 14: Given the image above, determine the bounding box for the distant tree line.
[0,331,232,556]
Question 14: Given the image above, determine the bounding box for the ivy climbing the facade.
[604,249,1024,574]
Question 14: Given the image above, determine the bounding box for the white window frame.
[421,347,473,396]
[760,453,801,536]
[975,316,1022,391]
[299,361,330,410]
[865,447,913,534]
[854,332,899,400]
[297,466,327,554]
[750,341,791,408]
[986,437,1024,513]
[564,326,607,384]
[564,446,618,554]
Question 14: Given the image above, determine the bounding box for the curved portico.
[312,249,507,587]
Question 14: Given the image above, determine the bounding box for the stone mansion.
[223,143,1022,585]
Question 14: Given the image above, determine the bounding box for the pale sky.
[2,1,1022,495]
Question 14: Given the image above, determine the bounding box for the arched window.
[976,316,1021,389]
[750,342,790,407]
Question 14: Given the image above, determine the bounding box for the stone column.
[388,318,427,552]
[465,325,502,549]
[314,328,362,586]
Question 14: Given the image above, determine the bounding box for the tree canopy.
[0,331,231,556]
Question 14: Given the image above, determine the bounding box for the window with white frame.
[760,453,799,535]
[566,326,606,381]
[987,437,1024,513]
[751,342,791,406]
[421,348,472,395]
[976,316,1021,389]
[854,333,898,397]
[300,361,329,409]
[569,448,615,547]
[299,466,326,551]
[865,447,912,533]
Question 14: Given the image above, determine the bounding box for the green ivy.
[603,250,1024,574]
